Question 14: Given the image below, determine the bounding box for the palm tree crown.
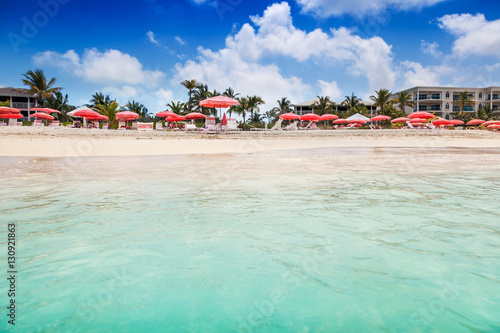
[181,79,200,113]
[21,69,62,107]
[313,96,335,115]
[455,91,476,119]
[370,89,393,115]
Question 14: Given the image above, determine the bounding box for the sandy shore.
[0,126,499,157]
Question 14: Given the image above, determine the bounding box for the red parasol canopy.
[333,118,349,124]
[222,113,228,126]
[156,111,178,118]
[432,119,452,126]
[391,117,410,123]
[199,95,239,108]
[0,113,23,119]
[466,119,485,126]
[31,112,54,121]
[450,119,464,125]
[300,113,320,121]
[488,124,500,129]
[319,114,338,121]
[185,112,207,120]
[86,115,109,121]
[350,123,363,127]
[410,118,425,123]
[370,115,391,121]
[30,107,61,114]
[73,110,100,118]
[166,115,186,122]
[408,111,436,119]
[0,107,21,114]
[279,113,301,120]
[349,119,367,124]
[482,120,500,126]
[116,111,140,120]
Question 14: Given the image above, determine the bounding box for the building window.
[446,91,450,99]
[430,105,441,111]
[479,103,482,109]
[453,105,459,112]
[418,94,428,100]
[493,94,499,100]
[446,103,449,110]
[419,105,428,111]
[488,94,491,100]
[431,93,441,100]
[479,92,483,99]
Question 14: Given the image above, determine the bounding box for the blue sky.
[1,0,500,111]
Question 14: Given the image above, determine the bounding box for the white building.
[391,86,500,119]
[294,97,377,116]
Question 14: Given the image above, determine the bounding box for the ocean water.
[1,148,500,332]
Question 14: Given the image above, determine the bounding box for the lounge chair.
[225,118,240,132]
[203,117,217,133]
[132,122,138,130]
[269,118,283,131]
[8,118,18,126]
[369,124,376,130]
[118,121,126,130]
[49,120,60,127]
[345,123,358,129]
[285,121,299,131]
[102,123,108,130]
[155,122,163,130]
[32,120,43,127]
[184,123,199,132]
[426,123,437,130]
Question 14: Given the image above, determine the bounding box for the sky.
[1,0,500,112]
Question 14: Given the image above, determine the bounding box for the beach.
[1,126,499,157]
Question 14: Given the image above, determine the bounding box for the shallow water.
[1,148,500,332]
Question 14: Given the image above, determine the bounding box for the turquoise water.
[1,148,500,332]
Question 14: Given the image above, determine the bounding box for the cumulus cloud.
[317,80,341,100]
[420,40,442,57]
[398,61,454,88]
[102,85,138,101]
[296,0,446,18]
[173,2,395,106]
[437,13,500,57]
[33,49,165,86]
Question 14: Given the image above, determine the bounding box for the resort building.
[391,86,500,119]
[0,87,36,120]
[294,97,377,116]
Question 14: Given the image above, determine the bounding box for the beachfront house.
[391,86,500,119]
[294,97,377,116]
[0,87,35,120]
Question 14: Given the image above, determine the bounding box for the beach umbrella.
[116,111,140,120]
[156,111,178,118]
[199,95,238,118]
[333,119,349,124]
[166,115,186,122]
[466,119,485,126]
[30,107,61,114]
[410,118,425,123]
[391,117,410,123]
[73,110,100,118]
[408,111,436,119]
[31,112,54,121]
[432,119,452,126]
[279,113,300,120]
[300,113,320,121]
[351,123,363,127]
[0,107,21,114]
[349,119,367,124]
[0,113,22,119]
[488,124,500,129]
[222,113,227,126]
[370,115,391,121]
[450,119,464,125]
[185,112,207,120]
[319,114,338,121]
[482,120,500,127]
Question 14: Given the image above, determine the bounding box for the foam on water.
[1,148,500,332]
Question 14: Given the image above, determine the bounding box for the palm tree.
[454,91,476,119]
[21,69,62,107]
[44,91,75,122]
[313,96,335,115]
[94,101,123,127]
[271,97,292,115]
[166,101,186,114]
[126,100,148,117]
[246,95,264,120]
[393,91,414,114]
[192,83,211,114]
[88,92,111,108]
[223,87,240,117]
[475,105,493,120]
[234,97,249,127]
[342,93,363,115]
[180,79,199,113]
[370,88,393,115]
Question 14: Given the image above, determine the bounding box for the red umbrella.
[185,112,207,120]
[0,113,23,119]
[31,112,54,121]
[319,114,338,121]
[488,124,500,129]
[482,120,500,127]
[408,111,436,119]
[350,123,363,127]
[86,115,109,121]
[450,119,464,125]
[410,118,425,123]
[432,119,452,126]
[200,95,239,118]
[30,107,61,114]
[333,118,349,124]
[156,111,178,118]
[166,115,186,122]
[370,115,391,121]
[391,117,410,123]
[349,119,367,124]
[116,111,140,120]
[279,113,300,120]
[73,110,100,118]
[0,107,20,114]
[300,113,320,121]
[222,113,228,126]
[466,119,485,126]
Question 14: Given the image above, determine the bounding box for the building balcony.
[12,102,29,109]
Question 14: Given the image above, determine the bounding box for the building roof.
[0,87,34,97]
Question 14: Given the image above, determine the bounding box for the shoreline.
[1,127,499,157]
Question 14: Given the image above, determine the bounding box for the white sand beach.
[0,126,499,157]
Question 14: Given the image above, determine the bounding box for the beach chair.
[16,121,22,126]
[369,124,376,130]
[156,122,163,130]
[285,121,299,131]
[118,121,126,130]
[225,118,240,132]
[137,122,153,131]
[184,123,199,132]
[132,122,138,130]
[49,120,60,127]
[203,117,216,133]
[32,120,43,127]
[269,118,283,131]
[8,118,17,126]
[426,123,437,130]
[102,123,108,130]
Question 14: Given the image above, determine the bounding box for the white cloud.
[296,0,446,18]
[33,49,165,86]
[175,36,186,45]
[317,80,341,100]
[155,88,174,109]
[179,1,395,104]
[102,86,138,102]
[146,31,160,45]
[398,61,454,88]
[420,40,442,57]
[437,13,500,57]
